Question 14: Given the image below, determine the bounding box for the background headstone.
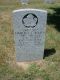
[44,0,55,4]
[12,9,47,61]
[20,0,29,4]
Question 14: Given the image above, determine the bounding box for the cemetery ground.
[0,0,60,80]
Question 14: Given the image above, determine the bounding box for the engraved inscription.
[15,28,43,48]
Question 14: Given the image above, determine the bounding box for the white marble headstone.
[12,9,47,61]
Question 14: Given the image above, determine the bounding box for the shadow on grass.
[44,48,56,58]
[47,7,60,32]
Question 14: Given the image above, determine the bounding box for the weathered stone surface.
[12,9,47,61]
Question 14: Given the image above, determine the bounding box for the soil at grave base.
[16,60,48,70]
[36,78,43,80]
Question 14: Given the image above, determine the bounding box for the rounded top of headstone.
[13,9,47,13]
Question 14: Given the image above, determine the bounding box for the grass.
[0,0,60,80]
